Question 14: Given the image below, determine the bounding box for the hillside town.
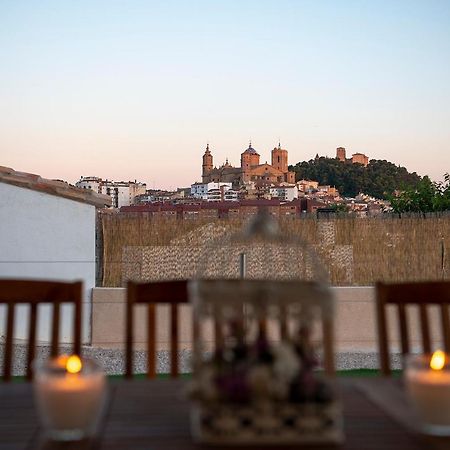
[75,145,389,217]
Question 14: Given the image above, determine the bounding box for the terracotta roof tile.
[0,166,14,175]
[0,166,111,208]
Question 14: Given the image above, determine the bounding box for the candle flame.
[66,355,82,374]
[430,350,446,371]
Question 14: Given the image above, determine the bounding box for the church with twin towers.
[202,142,296,187]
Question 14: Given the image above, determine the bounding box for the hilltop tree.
[290,157,421,199]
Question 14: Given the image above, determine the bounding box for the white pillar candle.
[406,351,450,431]
[34,356,106,439]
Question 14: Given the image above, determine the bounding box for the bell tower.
[271,142,288,173]
[202,143,213,183]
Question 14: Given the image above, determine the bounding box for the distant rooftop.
[0,166,111,208]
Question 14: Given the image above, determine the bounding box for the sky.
[1,0,449,189]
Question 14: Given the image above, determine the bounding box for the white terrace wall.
[92,286,447,352]
[0,183,96,343]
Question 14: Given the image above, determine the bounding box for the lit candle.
[406,350,450,435]
[34,355,106,440]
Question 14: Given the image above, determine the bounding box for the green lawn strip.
[109,369,402,379]
[11,376,27,383]
[336,369,402,377]
[7,370,401,382]
[108,372,192,380]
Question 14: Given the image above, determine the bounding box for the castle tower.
[271,142,288,173]
[336,147,346,162]
[202,143,213,183]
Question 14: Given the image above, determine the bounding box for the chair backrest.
[126,280,189,379]
[376,281,450,375]
[126,279,335,379]
[0,279,83,381]
[189,279,336,376]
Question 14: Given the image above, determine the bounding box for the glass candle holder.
[405,351,450,436]
[33,355,107,441]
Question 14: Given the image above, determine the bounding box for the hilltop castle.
[336,147,369,167]
[202,142,296,187]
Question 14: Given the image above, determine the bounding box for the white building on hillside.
[224,189,239,201]
[270,184,298,202]
[76,176,146,208]
[191,182,232,200]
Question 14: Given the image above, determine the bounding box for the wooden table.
[0,378,446,450]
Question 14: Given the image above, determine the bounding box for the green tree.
[389,174,450,214]
[330,203,349,213]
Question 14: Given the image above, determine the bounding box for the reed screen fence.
[100,213,450,287]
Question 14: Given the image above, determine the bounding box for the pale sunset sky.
[1,0,449,189]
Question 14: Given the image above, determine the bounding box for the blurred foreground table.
[0,378,447,450]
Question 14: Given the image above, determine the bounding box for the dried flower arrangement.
[189,314,343,445]
[191,321,332,404]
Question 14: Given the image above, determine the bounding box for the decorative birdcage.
[188,210,344,445]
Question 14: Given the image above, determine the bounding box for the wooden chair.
[0,279,83,381]
[376,280,450,376]
[126,279,335,379]
[125,280,189,379]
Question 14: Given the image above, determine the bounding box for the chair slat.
[256,303,267,339]
[258,318,268,339]
[192,312,200,372]
[73,282,82,355]
[322,317,335,376]
[26,303,38,381]
[214,319,223,351]
[213,303,223,351]
[397,303,410,355]
[170,303,179,378]
[51,302,60,357]
[375,283,390,376]
[279,305,288,340]
[125,290,134,379]
[440,303,450,353]
[3,303,16,381]
[419,304,431,354]
[147,304,156,378]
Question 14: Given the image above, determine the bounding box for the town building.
[297,179,319,193]
[316,185,339,197]
[76,176,146,208]
[201,142,296,187]
[269,184,299,202]
[191,182,233,200]
[134,187,191,204]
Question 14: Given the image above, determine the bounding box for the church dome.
[242,143,259,155]
[222,158,232,168]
